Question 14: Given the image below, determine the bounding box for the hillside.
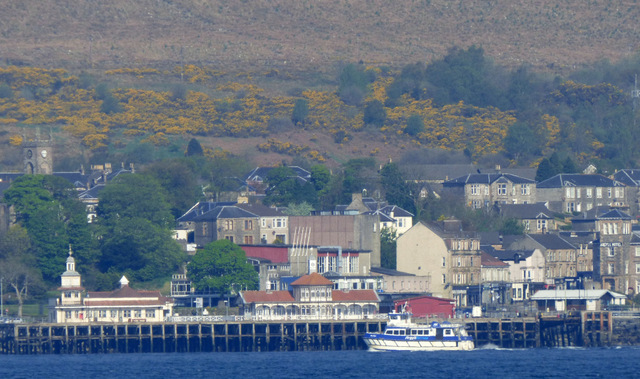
[1,0,638,73]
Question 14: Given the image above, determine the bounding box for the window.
[244,220,253,230]
[537,219,547,231]
[134,310,142,318]
[470,184,479,195]
[65,311,72,319]
[471,200,482,209]
[123,310,132,318]
[498,184,507,195]
[565,187,575,199]
[99,310,107,318]
[225,236,234,242]
[318,256,326,273]
[274,218,285,228]
[244,235,253,244]
[442,257,446,267]
[596,188,602,198]
[261,219,266,227]
[110,310,117,318]
[457,257,461,267]
[521,184,530,195]
[608,263,615,275]
[615,188,624,198]
[202,223,208,236]
[146,309,156,318]
[607,188,612,198]
[566,202,576,212]
[442,274,446,284]
[523,220,530,231]
[636,247,640,257]
[225,220,234,230]
[398,219,404,228]
[608,247,615,257]
[586,188,593,198]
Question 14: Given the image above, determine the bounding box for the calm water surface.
[1,346,637,378]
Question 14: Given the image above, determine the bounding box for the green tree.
[186,138,204,157]
[380,227,397,270]
[563,156,579,173]
[338,63,369,105]
[499,218,524,236]
[380,162,416,214]
[363,100,387,126]
[291,99,309,125]
[97,173,174,228]
[187,240,259,293]
[504,122,540,163]
[3,175,96,282]
[283,201,314,216]
[535,158,555,182]
[310,164,331,192]
[264,166,317,206]
[96,173,184,282]
[98,217,184,282]
[143,159,200,219]
[405,114,425,136]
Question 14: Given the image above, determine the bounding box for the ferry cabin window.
[445,329,452,336]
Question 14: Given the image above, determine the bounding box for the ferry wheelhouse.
[363,312,474,351]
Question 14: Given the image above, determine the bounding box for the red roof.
[87,285,165,299]
[291,272,333,286]
[481,251,509,267]
[242,245,289,263]
[331,289,379,302]
[242,290,295,303]
[83,300,170,306]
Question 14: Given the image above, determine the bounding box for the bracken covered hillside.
[0,0,638,72]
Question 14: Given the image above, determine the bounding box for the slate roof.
[571,206,618,221]
[177,201,238,222]
[236,203,286,217]
[370,267,415,276]
[401,164,536,182]
[191,205,258,221]
[596,209,632,220]
[443,173,535,187]
[244,166,311,182]
[78,184,105,200]
[240,290,295,303]
[478,231,502,246]
[332,289,379,302]
[525,234,576,250]
[613,169,640,186]
[537,174,623,188]
[496,203,554,219]
[489,249,537,262]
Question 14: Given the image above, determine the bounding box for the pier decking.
[0,311,619,354]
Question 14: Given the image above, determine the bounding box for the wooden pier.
[0,319,385,354]
[464,317,539,348]
[0,311,618,354]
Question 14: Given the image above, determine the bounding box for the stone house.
[537,174,626,214]
[494,203,556,233]
[443,173,536,209]
[487,248,546,302]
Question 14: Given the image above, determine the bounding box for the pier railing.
[165,314,388,323]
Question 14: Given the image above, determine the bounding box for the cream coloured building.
[396,221,482,306]
[52,249,174,323]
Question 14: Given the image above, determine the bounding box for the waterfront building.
[396,221,482,307]
[239,272,380,320]
[52,249,174,323]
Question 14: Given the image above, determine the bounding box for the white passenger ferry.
[363,311,474,351]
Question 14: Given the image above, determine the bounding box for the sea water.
[1,346,637,378]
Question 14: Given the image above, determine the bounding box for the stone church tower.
[23,127,53,175]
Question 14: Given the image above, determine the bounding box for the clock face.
[41,150,47,158]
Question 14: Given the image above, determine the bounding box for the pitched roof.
[596,209,632,220]
[244,166,311,182]
[537,174,623,188]
[613,169,640,186]
[331,289,379,302]
[443,173,534,187]
[291,272,333,286]
[177,201,237,222]
[236,203,286,217]
[526,234,576,250]
[489,248,537,262]
[241,290,295,303]
[497,203,553,219]
[370,267,415,276]
[481,251,509,267]
[191,205,258,222]
[530,289,625,300]
[86,285,164,299]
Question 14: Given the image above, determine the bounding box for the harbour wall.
[0,311,637,354]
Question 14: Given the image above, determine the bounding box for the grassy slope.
[0,0,637,72]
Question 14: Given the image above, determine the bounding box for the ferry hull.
[364,337,474,351]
